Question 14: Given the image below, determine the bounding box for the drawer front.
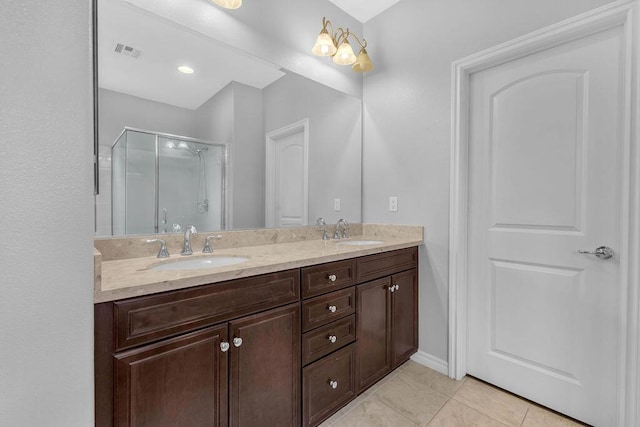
[302,315,356,366]
[301,288,355,333]
[356,247,418,283]
[303,344,356,427]
[114,270,300,351]
[301,259,356,298]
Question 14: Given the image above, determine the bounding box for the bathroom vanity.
[94,225,421,427]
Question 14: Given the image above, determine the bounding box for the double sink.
[149,240,384,272]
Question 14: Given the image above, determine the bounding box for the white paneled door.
[467,25,624,426]
[265,119,309,228]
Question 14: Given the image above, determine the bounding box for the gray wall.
[362,0,617,363]
[263,72,362,225]
[195,82,264,229]
[0,0,94,425]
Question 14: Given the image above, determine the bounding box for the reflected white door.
[265,119,309,227]
[467,26,623,426]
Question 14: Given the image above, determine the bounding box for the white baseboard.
[410,351,449,376]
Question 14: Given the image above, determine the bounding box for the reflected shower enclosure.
[111,128,227,235]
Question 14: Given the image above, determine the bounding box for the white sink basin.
[336,240,385,246]
[150,256,249,271]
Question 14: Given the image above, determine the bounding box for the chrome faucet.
[333,219,349,239]
[317,217,330,240]
[203,235,222,253]
[181,225,198,255]
[146,239,170,258]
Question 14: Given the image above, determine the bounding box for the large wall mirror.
[95,0,363,236]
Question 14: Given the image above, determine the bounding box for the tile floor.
[319,360,588,427]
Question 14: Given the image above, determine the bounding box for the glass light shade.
[211,0,242,9]
[352,48,373,72]
[333,39,357,65]
[312,30,337,56]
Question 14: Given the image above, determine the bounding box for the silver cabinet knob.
[220,341,230,352]
[327,274,337,282]
[233,337,243,347]
[394,284,400,291]
[578,246,614,260]
[329,380,338,389]
[327,305,337,313]
[389,285,395,293]
[328,335,337,343]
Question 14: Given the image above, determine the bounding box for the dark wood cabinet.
[391,269,418,367]
[96,246,419,427]
[229,304,300,427]
[302,344,356,427]
[355,248,419,394]
[96,271,301,427]
[113,325,228,427]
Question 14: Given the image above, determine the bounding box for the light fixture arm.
[313,16,373,72]
[346,32,367,49]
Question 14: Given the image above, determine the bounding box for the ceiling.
[98,0,401,110]
[327,0,403,23]
[98,0,285,110]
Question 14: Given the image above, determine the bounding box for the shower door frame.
[112,126,230,234]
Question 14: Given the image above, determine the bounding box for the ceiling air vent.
[114,43,142,59]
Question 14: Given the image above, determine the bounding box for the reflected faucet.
[317,217,330,240]
[334,219,349,239]
[181,225,198,255]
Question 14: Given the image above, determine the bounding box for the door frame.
[448,1,640,425]
[265,118,310,227]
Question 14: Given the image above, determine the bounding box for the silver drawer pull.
[329,380,338,389]
[233,337,243,347]
[328,335,337,343]
[328,305,337,313]
[220,341,230,352]
[327,274,337,282]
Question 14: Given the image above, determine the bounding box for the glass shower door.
[158,137,226,233]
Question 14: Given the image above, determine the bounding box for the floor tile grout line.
[520,405,531,426]
[371,395,421,426]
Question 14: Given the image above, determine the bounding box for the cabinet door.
[114,324,228,427]
[391,269,418,367]
[229,303,300,427]
[355,277,392,393]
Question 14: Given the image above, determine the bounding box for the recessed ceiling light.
[177,65,194,74]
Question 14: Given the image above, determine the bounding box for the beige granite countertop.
[94,224,423,303]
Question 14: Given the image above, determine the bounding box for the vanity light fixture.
[177,65,195,74]
[312,17,373,72]
[210,0,242,10]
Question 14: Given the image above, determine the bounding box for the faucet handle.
[341,220,349,238]
[317,218,330,240]
[146,239,170,258]
[203,235,222,253]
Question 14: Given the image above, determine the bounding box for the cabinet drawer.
[302,315,356,366]
[301,288,355,333]
[301,259,356,298]
[303,344,356,427]
[114,270,300,351]
[356,247,418,283]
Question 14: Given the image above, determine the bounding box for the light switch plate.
[334,198,341,211]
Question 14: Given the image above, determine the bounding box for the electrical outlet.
[389,196,398,212]
[334,198,341,211]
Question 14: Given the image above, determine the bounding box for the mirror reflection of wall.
[96,0,362,237]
